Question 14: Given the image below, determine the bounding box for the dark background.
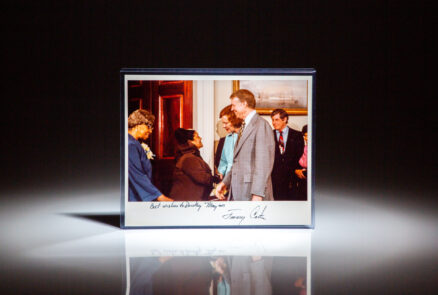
[1,1,435,294]
[3,1,434,196]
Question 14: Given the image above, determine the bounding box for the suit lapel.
[285,128,299,153]
[234,113,258,157]
[273,129,281,155]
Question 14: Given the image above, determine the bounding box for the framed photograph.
[233,80,308,115]
[120,68,315,228]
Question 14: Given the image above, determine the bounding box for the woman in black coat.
[169,128,220,201]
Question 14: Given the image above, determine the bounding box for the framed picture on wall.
[120,68,316,228]
[233,80,308,115]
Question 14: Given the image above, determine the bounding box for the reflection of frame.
[233,80,308,115]
[120,68,315,229]
[124,230,311,294]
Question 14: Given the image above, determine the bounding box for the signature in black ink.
[250,205,267,220]
[222,209,246,224]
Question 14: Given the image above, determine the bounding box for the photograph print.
[121,69,315,228]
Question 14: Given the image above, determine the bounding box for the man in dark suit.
[270,109,305,200]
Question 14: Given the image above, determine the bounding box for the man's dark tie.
[235,121,246,147]
[279,130,285,154]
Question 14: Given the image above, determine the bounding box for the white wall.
[193,81,215,169]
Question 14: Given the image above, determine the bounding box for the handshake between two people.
[215,182,228,200]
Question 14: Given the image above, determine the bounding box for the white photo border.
[120,68,316,229]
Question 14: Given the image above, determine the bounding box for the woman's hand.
[295,169,306,179]
[215,182,227,200]
[157,195,173,202]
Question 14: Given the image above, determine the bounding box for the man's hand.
[251,195,263,201]
[156,195,173,202]
[215,182,227,200]
[295,169,306,179]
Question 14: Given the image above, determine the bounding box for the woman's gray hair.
[128,109,155,129]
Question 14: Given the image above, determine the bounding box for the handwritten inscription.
[149,201,225,212]
[222,209,246,224]
[148,202,267,225]
[205,202,220,211]
[179,201,202,211]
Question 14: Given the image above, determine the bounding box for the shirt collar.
[276,126,289,134]
[244,110,257,126]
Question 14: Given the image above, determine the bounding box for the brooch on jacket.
[141,143,155,160]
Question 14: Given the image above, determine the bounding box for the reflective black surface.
[0,186,436,294]
[128,256,307,295]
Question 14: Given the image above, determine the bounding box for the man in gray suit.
[216,89,276,201]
